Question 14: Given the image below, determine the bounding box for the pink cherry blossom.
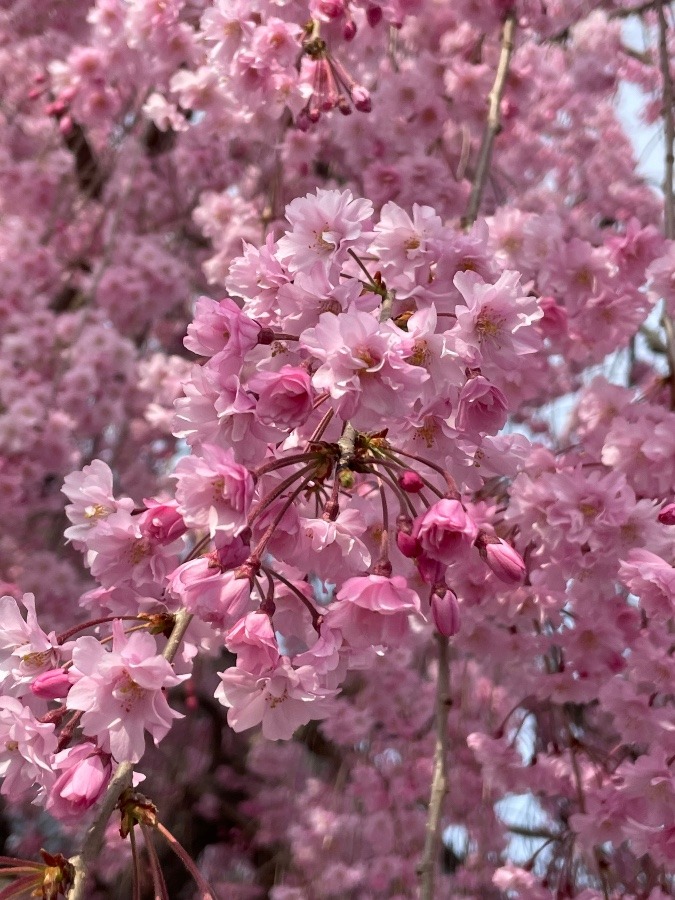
[0,696,56,800]
[277,189,373,276]
[174,443,254,537]
[216,658,337,740]
[66,621,185,763]
[413,500,478,565]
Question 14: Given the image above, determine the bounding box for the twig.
[657,0,675,408]
[462,12,517,227]
[417,635,450,900]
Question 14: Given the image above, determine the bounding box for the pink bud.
[317,0,345,17]
[398,470,424,493]
[658,503,675,525]
[396,516,420,558]
[366,4,383,26]
[343,18,357,40]
[351,85,372,113]
[483,538,526,584]
[396,531,419,558]
[431,590,460,637]
[46,745,112,823]
[31,668,73,700]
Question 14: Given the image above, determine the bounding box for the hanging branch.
[67,609,193,900]
[418,16,517,893]
[417,634,450,900]
[462,12,517,228]
[657,0,675,408]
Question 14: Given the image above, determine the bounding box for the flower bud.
[343,18,357,40]
[366,3,383,26]
[351,85,372,113]
[31,668,73,700]
[431,589,460,637]
[658,503,675,525]
[396,515,420,558]
[482,538,526,584]
[46,745,112,823]
[398,470,424,493]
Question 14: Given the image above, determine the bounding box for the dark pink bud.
[31,668,73,700]
[397,531,419,558]
[343,18,357,40]
[396,516,419,558]
[257,326,276,345]
[366,3,383,26]
[483,538,526,584]
[351,85,372,113]
[337,95,352,115]
[398,471,424,493]
[431,589,460,637]
[658,503,675,525]
[418,555,447,586]
[317,0,345,17]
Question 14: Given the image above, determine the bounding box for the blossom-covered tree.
[2,0,675,897]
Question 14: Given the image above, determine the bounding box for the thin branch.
[155,821,219,898]
[657,0,675,408]
[462,12,517,227]
[68,608,192,899]
[417,635,450,900]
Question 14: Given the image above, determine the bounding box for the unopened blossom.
[174,443,254,537]
[658,503,675,525]
[480,537,527,584]
[31,667,74,700]
[66,621,185,763]
[45,743,112,824]
[430,588,460,637]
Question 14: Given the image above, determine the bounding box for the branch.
[657,0,675,408]
[67,609,193,898]
[462,12,517,227]
[417,635,450,900]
